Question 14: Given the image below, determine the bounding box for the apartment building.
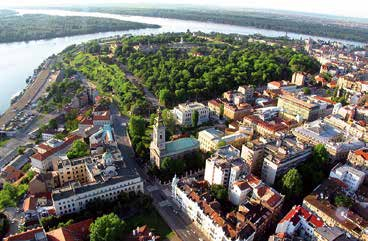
[208,99,253,121]
[204,145,249,189]
[52,157,143,216]
[273,205,324,241]
[261,138,312,185]
[31,135,81,172]
[277,94,334,122]
[173,102,209,126]
[329,164,365,193]
[229,174,284,210]
[198,128,249,153]
[303,179,368,240]
[292,120,365,161]
[243,115,289,138]
[241,139,266,174]
[347,148,368,174]
[172,177,283,241]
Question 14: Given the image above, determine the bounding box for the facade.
[198,128,249,153]
[173,102,209,126]
[204,145,248,189]
[347,148,368,174]
[291,72,307,86]
[292,120,365,161]
[30,135,81,173]
[229,174,284,210]
[274,205,324,241]
[150,108,199,167]
[277,94,334,122]
[303,179,368,240]
[172,177,283,241]
[329,164,365,193]
[261,138,312,185]
[241,139,266,174]
[243,115,289,138]
[208,98,253,121]
[52,159,143,215]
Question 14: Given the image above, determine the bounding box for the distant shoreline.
[0,11,160,44]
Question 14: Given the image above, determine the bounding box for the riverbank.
[0,10,159,43]
[58,6,368,44]
[0,8,365,114]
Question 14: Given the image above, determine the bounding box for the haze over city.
[2,0,368,19]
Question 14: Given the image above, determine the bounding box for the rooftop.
[163,137,199,156]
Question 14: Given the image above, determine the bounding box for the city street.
[111,103,209,241]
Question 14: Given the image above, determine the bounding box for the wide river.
[0,9,365,113]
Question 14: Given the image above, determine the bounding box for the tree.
[128,115,146,139]
[303,87,311,95]
[162,109,176,135]
[219,104,224,119]
[334,194,353,208]
[67,140,89,159]
[210,185,228,202]
[159,89,172,106]
[281,168,303,198]
[312,144,329,168]
[192,110,199,128]
[217,140,227,148]
[48,119,58,130]
[161,157,185,176]
[90,213,125,241]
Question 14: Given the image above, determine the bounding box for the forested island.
[0,10,159,43]
[65,6,368,43]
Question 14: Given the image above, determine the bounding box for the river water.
[0,9,364,113]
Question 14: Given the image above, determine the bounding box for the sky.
[1,0,368,19]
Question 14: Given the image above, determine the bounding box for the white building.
[329,164,365,193]
[204,145,249,189]
[229,174,284,208]
[261,138,312,185]
[274,205,324,241]
[172,177,255,241]
[173,102,209,126]
[53,172,143,215]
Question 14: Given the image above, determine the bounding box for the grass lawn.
[125,209,174,239]
[0,137,10,147]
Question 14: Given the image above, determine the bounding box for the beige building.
[277,94,334,122]
[198,128,249,153]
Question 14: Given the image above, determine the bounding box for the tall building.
[150,108,199,167]
[204,145,249,189]
[261,138,312,185]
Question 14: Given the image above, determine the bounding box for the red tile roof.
[353,148,368,161]
[4,227,44,241]
[280,205,324,228]
[47,219,93,241]
[31,135,81,161]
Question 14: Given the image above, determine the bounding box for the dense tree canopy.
[0,12,159,43]
[116,34,319,105]
[83,7,368,42]
[89,213,125,241]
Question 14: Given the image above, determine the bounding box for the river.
[0,9,364,113]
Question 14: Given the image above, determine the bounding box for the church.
[150,108,200,168]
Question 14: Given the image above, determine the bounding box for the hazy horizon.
[1,0,368,19]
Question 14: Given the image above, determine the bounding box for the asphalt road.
[110,103,209,241]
